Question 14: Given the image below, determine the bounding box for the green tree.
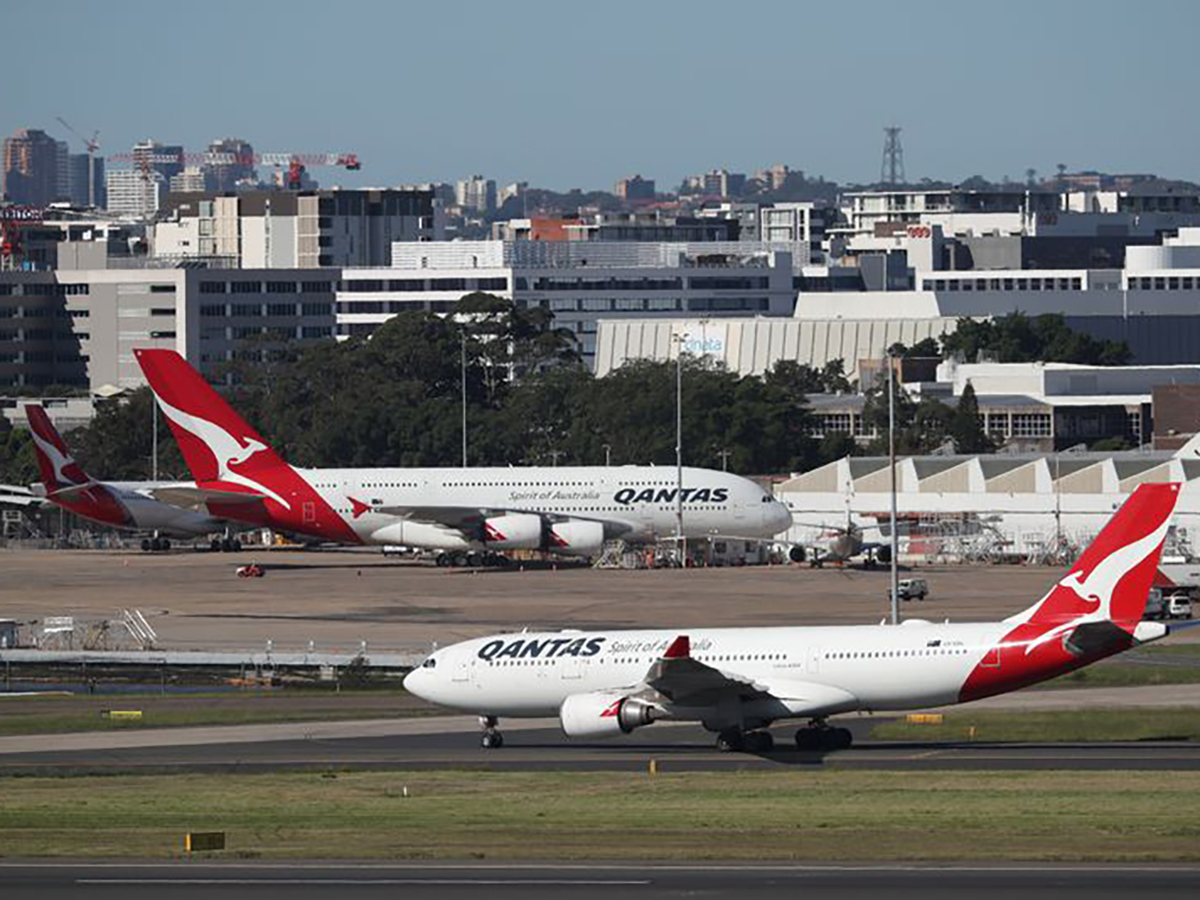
[949,382,995,453]
[942,313,1131,365]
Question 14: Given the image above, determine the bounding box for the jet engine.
[369,520,470,550]
[547,519,605,556]
[481,513,542,549]
[559,691,657,738]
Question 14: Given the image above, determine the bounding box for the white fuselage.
[404,621,1013,719]
[299,464,792,548]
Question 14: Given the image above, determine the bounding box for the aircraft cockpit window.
[422,658,437,669]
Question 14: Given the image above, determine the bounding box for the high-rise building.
[2,129,62,206]
[455,175,496,213]
[106,169,165,218]
[614,175,656,201]
[702,169,746,198]
[130,140,184,185]
[205,137,256,191]
[67,153,105,208]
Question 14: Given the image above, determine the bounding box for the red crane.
[110,148,362,189]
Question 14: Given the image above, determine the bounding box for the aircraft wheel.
[481,730,504,749]
[794,727,823,751]
[743,730,774,753]
[435,553,448,567]
[715,727,745,753]
[452,553,468,568]
[161,538,171,551]
[141,538,153,552]
[210,538,222,552]
[832,727,853,750]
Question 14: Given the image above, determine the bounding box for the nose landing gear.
[479,715,504,749]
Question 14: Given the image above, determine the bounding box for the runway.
[2,714,1199,773]
[3,863,1199,899]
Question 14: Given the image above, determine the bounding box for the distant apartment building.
[205,137,257,191]
[492,212,740,243]
[169,166,214,194]
[0,266,339,391]
[3,129,61,206]
[105,169,166,219]
[703,169,746,198]
[614,175,656,201]
[455,175,496,213]
[155,187,442,268]
[755,164,793,192]
[129,140,185,186]
[336,240,798,363]
[839,187,1063,239]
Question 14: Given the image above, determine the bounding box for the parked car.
[1145,589,1193,620]
[889,578,929,601]
[1166,593,1193,620]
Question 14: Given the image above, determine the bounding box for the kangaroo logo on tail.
[154,395,292,510]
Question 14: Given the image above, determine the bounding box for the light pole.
[549,449,562,467]
[888,349,899,626]
[151,396,158,482]
[673,332,688,567]
[718,448,732,472]
[460,330,468,468]
[602,444,612,467]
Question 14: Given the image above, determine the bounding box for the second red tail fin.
[24,404,89,492]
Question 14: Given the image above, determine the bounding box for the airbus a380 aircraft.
[134,349,792,561]
[24,404,227,551]
[406,483,1190,751]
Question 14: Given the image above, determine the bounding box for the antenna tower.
[881,126,905,185]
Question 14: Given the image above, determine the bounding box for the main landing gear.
[437,551,512,569]
[715,727,775,753]
[209,537,243,553]
[479,715,504,749]
[141,536,171,552]
[794,719,853,752]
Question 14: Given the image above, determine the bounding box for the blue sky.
[7,0,1200,191]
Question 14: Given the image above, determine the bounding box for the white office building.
[337,241,801,362]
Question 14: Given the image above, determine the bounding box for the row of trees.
[0,304,1134,487]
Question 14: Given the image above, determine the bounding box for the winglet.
[663,635,690,659]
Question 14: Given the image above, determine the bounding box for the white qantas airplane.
[405,482,1191,752]
[134,348,792,562]
[24,404,230,551]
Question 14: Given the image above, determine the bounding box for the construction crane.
[110,148,362,189]
[55,116,101,208]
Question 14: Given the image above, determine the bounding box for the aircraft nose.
[402,668,427,699]
[771,501,793,534]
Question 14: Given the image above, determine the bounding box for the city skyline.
[6,0,1200,193]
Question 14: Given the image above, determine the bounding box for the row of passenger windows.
[826,648,968,659]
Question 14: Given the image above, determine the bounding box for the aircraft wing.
[640,635,857,717]
[0,484,43,507]
[372,505,490,527]
[145,485,271,511]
